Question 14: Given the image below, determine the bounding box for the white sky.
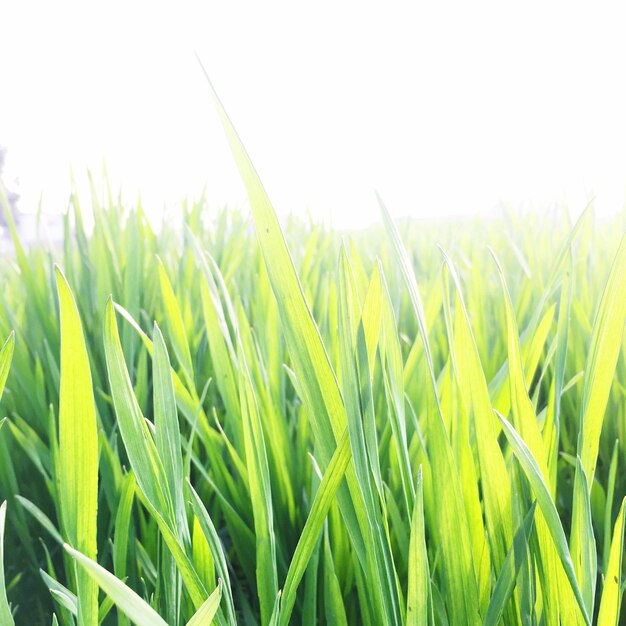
[2,1,626,228]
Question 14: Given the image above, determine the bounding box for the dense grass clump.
[0,97,625,625]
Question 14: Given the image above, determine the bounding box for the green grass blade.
[570,235,625,619]
[198,62,367,567]
[441,257,514,574]
[379,195,481,626]
[157,257,195,387]
[104,299,207,609]
[113,472,135,626]
[198,266,240,423]
[187,482,237,626]
[0,501,14,625]
[379,268,414,515]
[0,333,14,400]
[323,527,348,626]
[237,342,278,625]
[64,544,169,626]
[199,63,344,448]
[153,322,186,535]
[407,467,429,626]
[103,298,172,521]
[337,248,401,624]
[577,235,626,486]
[56,267,99,626]
[597,497,626,626]
[603,441,619,574]
[496,412,591,626]
[483,503,536,626]
[15,495,64,545]
[41,569,78,615]
[187,581,222,626]
[570,457,597,616]
[279,431,351,626]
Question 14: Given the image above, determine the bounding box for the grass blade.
[597,497,626,626]
[56,267,99,626]
[237,342,278,625]
[198,60,368,568]
[483,503,536,626]
[153,322,186,535]
[157,257,195,387]
[577,235,626,485]
[379,195,481,626]
[187,482,237,626]
[187,581,222,626]
[279,432,351,626]
[0,333,14,399]
[65,543,169,626]
[406,467,429,626]
[496,412,590,626]
[0,501,14,625]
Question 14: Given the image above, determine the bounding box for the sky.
[2,1,626,228]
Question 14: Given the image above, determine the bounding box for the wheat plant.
[0,84,625,625]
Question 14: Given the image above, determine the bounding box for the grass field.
[0,89,625,625]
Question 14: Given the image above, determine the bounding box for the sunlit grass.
[0,90,625,625]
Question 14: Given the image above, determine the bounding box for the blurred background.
[2,0,626,231]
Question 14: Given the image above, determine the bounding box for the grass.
[0,87,625,625]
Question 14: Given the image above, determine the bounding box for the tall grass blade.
[496,412,590,625]
[237,342,278,625]
[279,432,350,626]
[406,467,429,626]
[379,195,481,626]
[197,60,367,568]
[56,267,99,626]
[577,235,626,485]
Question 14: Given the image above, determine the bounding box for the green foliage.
[0,91,625,625]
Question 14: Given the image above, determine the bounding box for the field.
[0,91,626,626]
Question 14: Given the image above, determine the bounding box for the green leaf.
[187,482,237,626]
[15,495,64,545]
[64,544,169,626]
[323,528,348,626]
[407,467,429,626]
[187,581,222,626]
[40,569,78,616]
[0,502,14,625]
[56,267,99,626]
[577,235,626,485]
[441,257,514,578]
[103,298,172,524]
[113,472,135,626]
[483,503,536,626]
[380,195,481,626]
[279,432,351,626]
[496,412,591,626]
[237,341,278,625]
[198,61,367,569]
[337,248,401,624]
[570,457,597,616]
[153,322,186,535]
[0,333,14,401]
[157,257,195,387]
[597,497,626,626]
[571,235,626,620]
[104,299,207,608]
[603,441,619,574]
[492,250,572,624]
